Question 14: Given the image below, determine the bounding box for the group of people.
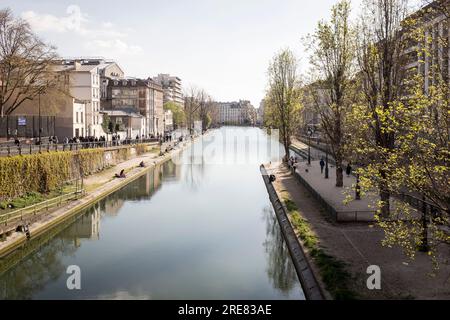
[288,156,300,172]
[62,135,108,147]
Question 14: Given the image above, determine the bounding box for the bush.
[0,151,73,199]
[0,144,149,201]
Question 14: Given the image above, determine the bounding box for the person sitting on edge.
[139,161,145,168]
[115,169,126,179]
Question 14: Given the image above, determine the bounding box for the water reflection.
[0,166,165,300]
[262,207,300,295]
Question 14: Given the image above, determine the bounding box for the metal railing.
[0,189,85,228]
[0,138,160,157]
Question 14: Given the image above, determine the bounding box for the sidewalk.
[291,138,327,161]
[269,163,450,299]
[83,147,160,191]
[292,160,378,221]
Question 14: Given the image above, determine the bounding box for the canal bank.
[0,135,201,258]
[260,164,325,300]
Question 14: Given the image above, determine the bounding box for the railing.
[0,138,160,157]
[0,189,85,228]
[290,144,336,166]
[396,192,446,220]
[336,211,377,222]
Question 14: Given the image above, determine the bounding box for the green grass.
[283,196,357,300]
[1,192,45,210]
[0,184,77,212]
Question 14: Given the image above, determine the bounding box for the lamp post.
[325,147,329,179]
[38,92,41,143]
[355,173,361,200]
[419,195,429,252]
[307,127,312,165]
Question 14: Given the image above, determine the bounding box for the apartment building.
[405,0,450,91]
[11,95,87,140]
[152,74,184,107]
[218,100,255,125]
[105,78,164,137]
[53,60,104,138]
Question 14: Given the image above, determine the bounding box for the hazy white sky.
[3,0,371,106]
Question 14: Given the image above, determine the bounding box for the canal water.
[0,127,305,300]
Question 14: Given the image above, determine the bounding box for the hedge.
[0,144,146,200]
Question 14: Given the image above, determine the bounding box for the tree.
[421,0,449,18]
[164,101,185,129]
[0,8,59,117]
[183,87,214,134]
[347,0,449,264]
[198,91,213,131]
[102,113,114,134]
[305,0,356,187]
[184,87,201,135]
[267,48,302,162]
[354,0,410,217]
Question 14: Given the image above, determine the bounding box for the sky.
[0,0,371,107]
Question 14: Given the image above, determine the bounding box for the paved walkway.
[291,159,379,221]
[291,138,327,161]
[83,148,160,190]
[269,163,450,299]
[290,139,419,222]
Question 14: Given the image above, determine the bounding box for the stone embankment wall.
[260,164,324,300]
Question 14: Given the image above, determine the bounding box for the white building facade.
[55,60,105,138]
[152,74,184,107]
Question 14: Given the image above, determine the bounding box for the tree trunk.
[283,143,290,162]
[379,169,391,218]
[335,152,344,187]
[380,189,390,218]
[336,166,343,187]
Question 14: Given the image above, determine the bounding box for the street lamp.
[307,127,312,165]
[325,146,329,179]
[355,173,361,200]
[38,91,43,152]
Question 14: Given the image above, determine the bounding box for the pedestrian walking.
[346,163,352,177]
[320,158,325,174]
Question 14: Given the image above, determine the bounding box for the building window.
[76,112,78,123]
